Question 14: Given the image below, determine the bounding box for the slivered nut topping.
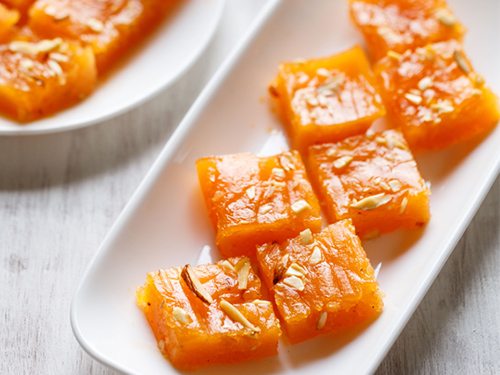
[317,311,327,330]
[435,8,456,26]
[454,50,470,74]
[253,299,271,306]
[272,167,285,178]
[404,92,423,105]
[333,156,353,169]
[259,204,272,215]
[431,100,454,114]
[285,262,308,278]
[181,264,213,304]
[388,180,402,192]
[279,155,295,171]
[49,52,69,63]
[400,197,408,214]
[291,199,311,213]
[246,186,256,199]
[418,76,433,90]
[387,50,402,61]
[235,258,251,290]
[220,299,260,334]
[220,260,235,273]
[173,306,191,325]
[385,135,408,150]
[350,193,391,210]
[87,18,104,32]
[283,276,305,291]
[299,228,313,245]
[318,74,345,94]
[309,247,322,264]
[9,38,63,56]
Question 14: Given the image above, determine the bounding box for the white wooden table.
[1,2,498,374]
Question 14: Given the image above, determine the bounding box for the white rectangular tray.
[71,1,500,374]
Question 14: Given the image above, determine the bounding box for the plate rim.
[70,0,500,373]
[0,0,226,136]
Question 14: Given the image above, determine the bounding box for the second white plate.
[0,0,224,135]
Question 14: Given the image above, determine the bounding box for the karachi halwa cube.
[29,0,174,72]
[374,40,499,149]
[308,130,430,239]
[0,36,96,121]
[349,0,465,61]
[256,220,383,343]
[197,151,322,258]
[136,257,281,370]
[269,46,385,154]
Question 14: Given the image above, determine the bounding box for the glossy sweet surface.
[308,129,430,238]
[196,151,322,257]
[0,36,96,121]
[256,220,383,343]
[29,0,175,72]
[269,46,385,154]
[0,4,19,41]
[374,40,500,149]
[136,257,281,370]
[349,0,465,61]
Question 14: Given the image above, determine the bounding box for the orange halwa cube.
[0,36,96,121]
[308,130,430,239]
[374,40,500,149]
[349,0,465,61]
[29,0,174,72]
[256,220,383,343]
[197,151,322,258]
[137,257,281,370]
[269,46,385,154]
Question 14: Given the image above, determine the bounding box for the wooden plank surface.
[0,2,498,374]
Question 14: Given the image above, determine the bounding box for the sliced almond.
[283,276,305,291]
[87,18,104,32]
[181,265,213,304]
[350,193,391,210]
[285,262,308,278]
[431,100,454,114]
[454,50,470,74]
[9,38,62,56]
[253,299,272,306]
[418,76,433,91]
[299,228,313,245]
[316,68,330,77]
[235,258,251,290]
[388,180,402,192]
[272,167,286,178]
[317,74,345,94]
[400,197,408,214]
[259,204,272,215]
[309,247,322,265]
[173,306,191,325]
[404,92,423,105]
[49,52,69,63]
[435,8,456,26]
[387,50,402,61]
[245,186,256,199]
[220,260,235,273]
[220,299,260,334]
[333,156,353,169]
[291,199,311,213]
[279,155,295,171]
[317,311,328,330]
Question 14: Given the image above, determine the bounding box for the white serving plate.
[71,0,500,374]
[0,0,224,135]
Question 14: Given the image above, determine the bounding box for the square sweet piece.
[28,0,175,72]
[308,129,430,239]
[269,46,385,154]
[349,0,465,61]
[374,40,500,149]
[256,220,383,343]
[196,151,322,258]
[137,257,281,370]
[0,36,96,121]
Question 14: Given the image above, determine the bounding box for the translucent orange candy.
[29,0,175,72]
[137,257,281,370]
[308,129,430,239]
[269,46,385,154]
[0,36,96,121]
[256,220,383,343]
[0,4,19,41]
[349,0,465,61]
[374,40,500,149]
[196,151,322,258]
